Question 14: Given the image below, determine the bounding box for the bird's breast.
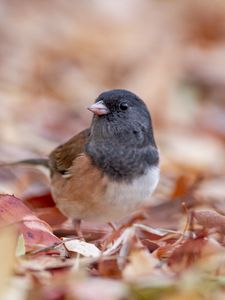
[101,166,160,222]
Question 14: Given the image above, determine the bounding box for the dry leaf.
[123,249,159,280]
[0,194,62,252]
[193,210,225,232]
[64,239,101,257]
[0,1,224,299]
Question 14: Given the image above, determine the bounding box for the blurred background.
[0,0,224,205]
[1,2,225,299]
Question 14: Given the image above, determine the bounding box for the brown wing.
[49,128,90,176]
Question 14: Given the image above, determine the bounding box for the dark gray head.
[86,89,159,181]
[88,89,156,148]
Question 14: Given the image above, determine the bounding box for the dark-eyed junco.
[2,89,160,227]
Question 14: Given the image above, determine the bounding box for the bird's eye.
[119,102,128,111]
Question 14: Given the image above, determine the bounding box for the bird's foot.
[72,219,84,240]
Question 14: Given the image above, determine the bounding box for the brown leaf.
[193,209,225,232]
[167,234,207,272]
[98,258,121,279]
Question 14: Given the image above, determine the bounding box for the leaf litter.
[0,1,225,299]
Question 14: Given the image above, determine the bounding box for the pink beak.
[87,101,110,116]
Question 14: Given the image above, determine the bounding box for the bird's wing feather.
[49,128,90,175]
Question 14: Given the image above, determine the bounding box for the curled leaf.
[0,194,62,252]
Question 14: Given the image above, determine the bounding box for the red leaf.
[24,192,55,209]
[0,194,61,252]
[36,207,67,228]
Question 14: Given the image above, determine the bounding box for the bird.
[1,89,160,232]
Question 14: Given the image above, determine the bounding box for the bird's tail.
[0,158,49,169]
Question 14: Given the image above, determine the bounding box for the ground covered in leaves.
[0,1,225,299]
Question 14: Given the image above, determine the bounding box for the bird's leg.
[72,219,84,240]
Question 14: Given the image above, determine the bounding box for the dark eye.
[119,102,128,111]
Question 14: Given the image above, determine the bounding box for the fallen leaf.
[167,235,207,272]
[123,249,159,280]
[20,255,73,272]
[98,258,121,278]
[0,194,62,252]
[25,192,55,209]
[193,210,225,232]
[64,239,101,258]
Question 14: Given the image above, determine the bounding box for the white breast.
[99,166,160,222]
